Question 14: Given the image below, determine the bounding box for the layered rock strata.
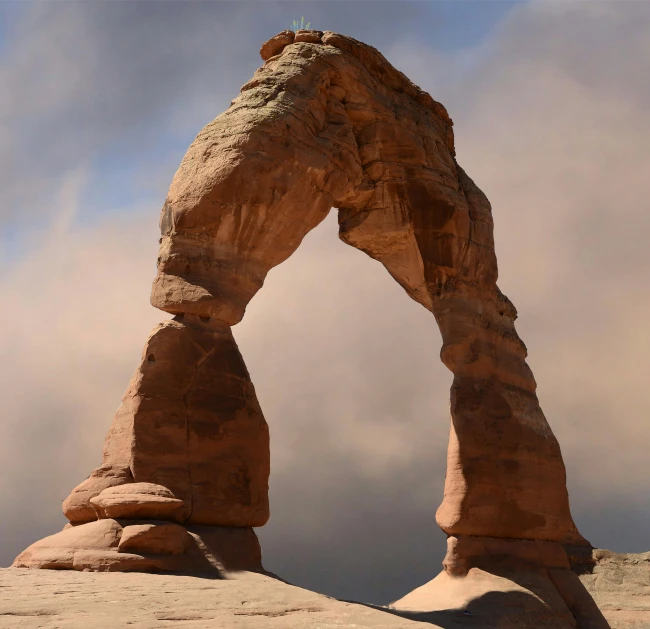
[62,317,269,528]
[13,517,262,574]
[16,317,268,574]
[151,28,581,544]
[391,535,609,628]
[13,30,610,625]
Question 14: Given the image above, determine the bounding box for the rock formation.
[13,30,614,627]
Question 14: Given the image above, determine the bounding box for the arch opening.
[233,210,448,603]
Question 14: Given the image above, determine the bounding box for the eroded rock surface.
[572,548,650,629]
[0,568,622,629]
[149,29,581,544]
[89,483,186,521]
[118,523,188,555]
[12,519,262,574]
[73,317,269,528]
[13,29,619,627]
[62,464,133,524]
[391,535,609,628]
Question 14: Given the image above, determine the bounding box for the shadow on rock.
[361,589,581,628]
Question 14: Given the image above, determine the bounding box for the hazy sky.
[1,0,649,607]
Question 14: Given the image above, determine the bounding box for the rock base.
[390,536,610,629]
[12,519,262,575]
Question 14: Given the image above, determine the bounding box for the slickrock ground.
[1,561,649,629]
[577,550,650,629]
[0,569,487,629]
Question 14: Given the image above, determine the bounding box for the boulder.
[293,29,322,44]
[62,464,133,523]
[12,519,123,570]
[13,519,262,575]
[90,483,185,522]
[118,523,188,555]
[259,30,294,60]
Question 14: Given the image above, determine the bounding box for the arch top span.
[151,30,468,325]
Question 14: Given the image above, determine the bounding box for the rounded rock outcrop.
[62,465,133,524]
[90,483,186,522]
[259,30,294,60]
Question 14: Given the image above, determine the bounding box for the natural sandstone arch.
[145,29,583,544]
[13,29,609,628]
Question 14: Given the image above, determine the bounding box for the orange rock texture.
[62,318,270,529]
[152,29,582,543]
[15,31,603,622]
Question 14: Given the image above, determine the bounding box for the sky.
[1,0,649,607]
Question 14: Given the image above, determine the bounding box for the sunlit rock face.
[13,29,611,628]
[150,29,580,545]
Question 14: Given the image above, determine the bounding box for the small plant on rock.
[291,16,311,32]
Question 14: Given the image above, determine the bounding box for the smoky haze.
[1,0,648,606]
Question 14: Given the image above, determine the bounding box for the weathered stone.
[90,483,185,522]
[12,519,262,575]
[118,523,188,555]
[572,547,650,628]
[95,318,270,527]
[294,29,323,44]
[15,31,603,622]
[6,568,607,629]
[62,464,133,523]
[259,30,294,60]
[149,31,581,545]
[391,535,609,628]
[12,519,123,570]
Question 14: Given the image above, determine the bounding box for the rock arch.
[144,29,581,544]
[13,30,608,627]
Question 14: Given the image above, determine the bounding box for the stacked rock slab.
[14,30,610,626]
[13,482,263,574]
[14,317,268,573]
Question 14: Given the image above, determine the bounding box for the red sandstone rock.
[62,464,133,523]
[391,535,609,628]
[150,31,582,544]
[95,317,269,528]
[17,34,595,619]
[293,29,322,44]
[13,519,122,570]
[259,30,294,60]
[90,483,186,522]
[118,523,188,555]
[13,519,262,574]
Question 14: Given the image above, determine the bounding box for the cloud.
[0,171,163,562]
[1,0,649,607]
